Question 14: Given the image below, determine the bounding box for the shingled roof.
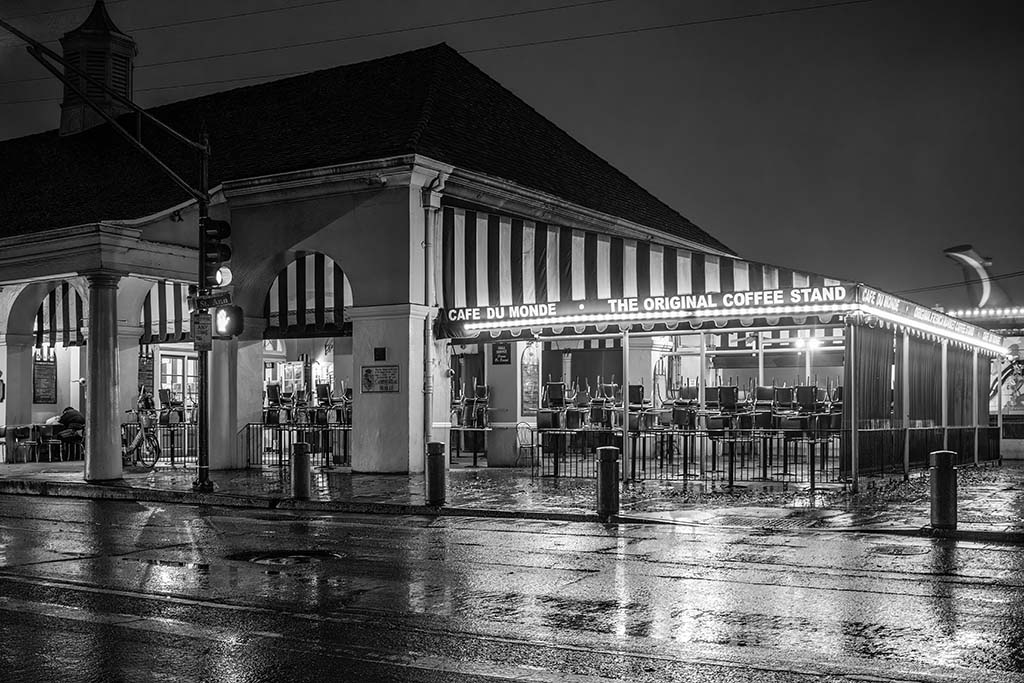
[0,43,732,254]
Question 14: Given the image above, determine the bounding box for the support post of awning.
[698,331,707,481]
[973,347,979,466]
[621,328,630,481]
[941,340,949,451]
[757,332,764,387]
[849,322,858,493]
[902,331,910,480]
[998,354,1004,463]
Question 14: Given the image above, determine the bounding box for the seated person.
[137,385,155,411]
[56,406,85,444]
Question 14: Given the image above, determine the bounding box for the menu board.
[491,342,511,365]
[33,357,57,404]
[361,365,400,393]
[138,355,155,393]
[520,343,539,416]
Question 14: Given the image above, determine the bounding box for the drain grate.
[226,550,342,565]
[712,515,822,529]
[869,544,930,556]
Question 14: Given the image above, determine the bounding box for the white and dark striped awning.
[438,204,851,339]
[140,280,191,344]
[710,327,846,351]
[33,281,85,348]
[265,252,353,339]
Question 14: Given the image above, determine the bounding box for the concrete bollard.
[596,446,620,521]
[291,441,311,500]
[426,441,446,506]
[930,450,957,530]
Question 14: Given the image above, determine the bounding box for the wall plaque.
[33,356,57,404]
[491,342,511,365]
[360,365,400,393]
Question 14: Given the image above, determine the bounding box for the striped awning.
[710,327,846,351]
[264,252,353,339]
[140,280,191,344]
[438,204,852,339]
[33,281,85,348]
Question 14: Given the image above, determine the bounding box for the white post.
[621,329,630,480]
[698,331,707,479]
[941,340,948,451]
[757,331,764,386]
[849,323,858,493]
[902,331,910,479]
[998,354,1004,462]
[972,347,979,465]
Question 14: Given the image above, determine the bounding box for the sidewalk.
[0,457,1022,543]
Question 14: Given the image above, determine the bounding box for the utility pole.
[1,16,216,491]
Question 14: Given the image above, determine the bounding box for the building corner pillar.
[84,272,122,482]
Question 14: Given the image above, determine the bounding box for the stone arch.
[260,251,354,339]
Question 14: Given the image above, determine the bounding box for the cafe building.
[0,3,1008,486]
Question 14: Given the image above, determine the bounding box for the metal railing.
[531,424,1003,486]
[120,422,199,467]
[242,423,352,468]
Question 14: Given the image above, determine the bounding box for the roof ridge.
[405,44,449,150]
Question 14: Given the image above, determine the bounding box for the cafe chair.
[158,388,187,424]
[515,422,540,466]
[37,424,64,462]
[61,426,85,460]
[264,383,292,423]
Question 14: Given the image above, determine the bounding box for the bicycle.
[123,408,162,467]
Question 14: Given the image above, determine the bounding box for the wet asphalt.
[2,495,1023,682]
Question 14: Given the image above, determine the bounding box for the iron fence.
[531,424,1003,487]
[120,422,198,467]
[243,423,351,468]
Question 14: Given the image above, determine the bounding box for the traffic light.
[201,216,232,287]
[214,305,244,338]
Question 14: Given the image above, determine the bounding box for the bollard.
[930,450,957,530]
[291,441,311,500]
[426,441,446,506]
[596,446,620,521]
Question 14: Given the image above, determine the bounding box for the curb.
[1,478,1019,542]
[0,479,602,524]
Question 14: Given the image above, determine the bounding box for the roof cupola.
[58,0,137,136]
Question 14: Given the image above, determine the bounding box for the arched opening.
[248,252,355,468]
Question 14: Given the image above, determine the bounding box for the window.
[160,354,198,405]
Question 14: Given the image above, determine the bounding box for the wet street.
[1,497,1022,682]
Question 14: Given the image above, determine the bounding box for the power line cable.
[4,0,130,21]
[894,270,1024,295]
[463,0,880,53]
[0,0,881,101]
[0,0,618,86]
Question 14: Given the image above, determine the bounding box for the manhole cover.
[713,515,822,529]
[869,544,930,556]
[227,550,342,565]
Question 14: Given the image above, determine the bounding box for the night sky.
[2,0,1021,310]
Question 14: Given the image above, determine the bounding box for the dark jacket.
[58,408,85,429]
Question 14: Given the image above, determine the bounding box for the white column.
[349,303,429,473]
[0,333,33,428]
[483,341,517,466]
[84,272,122,482]
[209,336,241,469]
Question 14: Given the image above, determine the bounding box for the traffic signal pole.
[194,132,213,492]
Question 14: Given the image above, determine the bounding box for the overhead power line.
[0,0,618,86]
[4,0,130,22]
[0,0,883,106]
[464,0,880,53]
[895,270,1024,295]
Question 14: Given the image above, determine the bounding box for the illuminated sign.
[859,286,1004,350]
[445,285,853,324]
